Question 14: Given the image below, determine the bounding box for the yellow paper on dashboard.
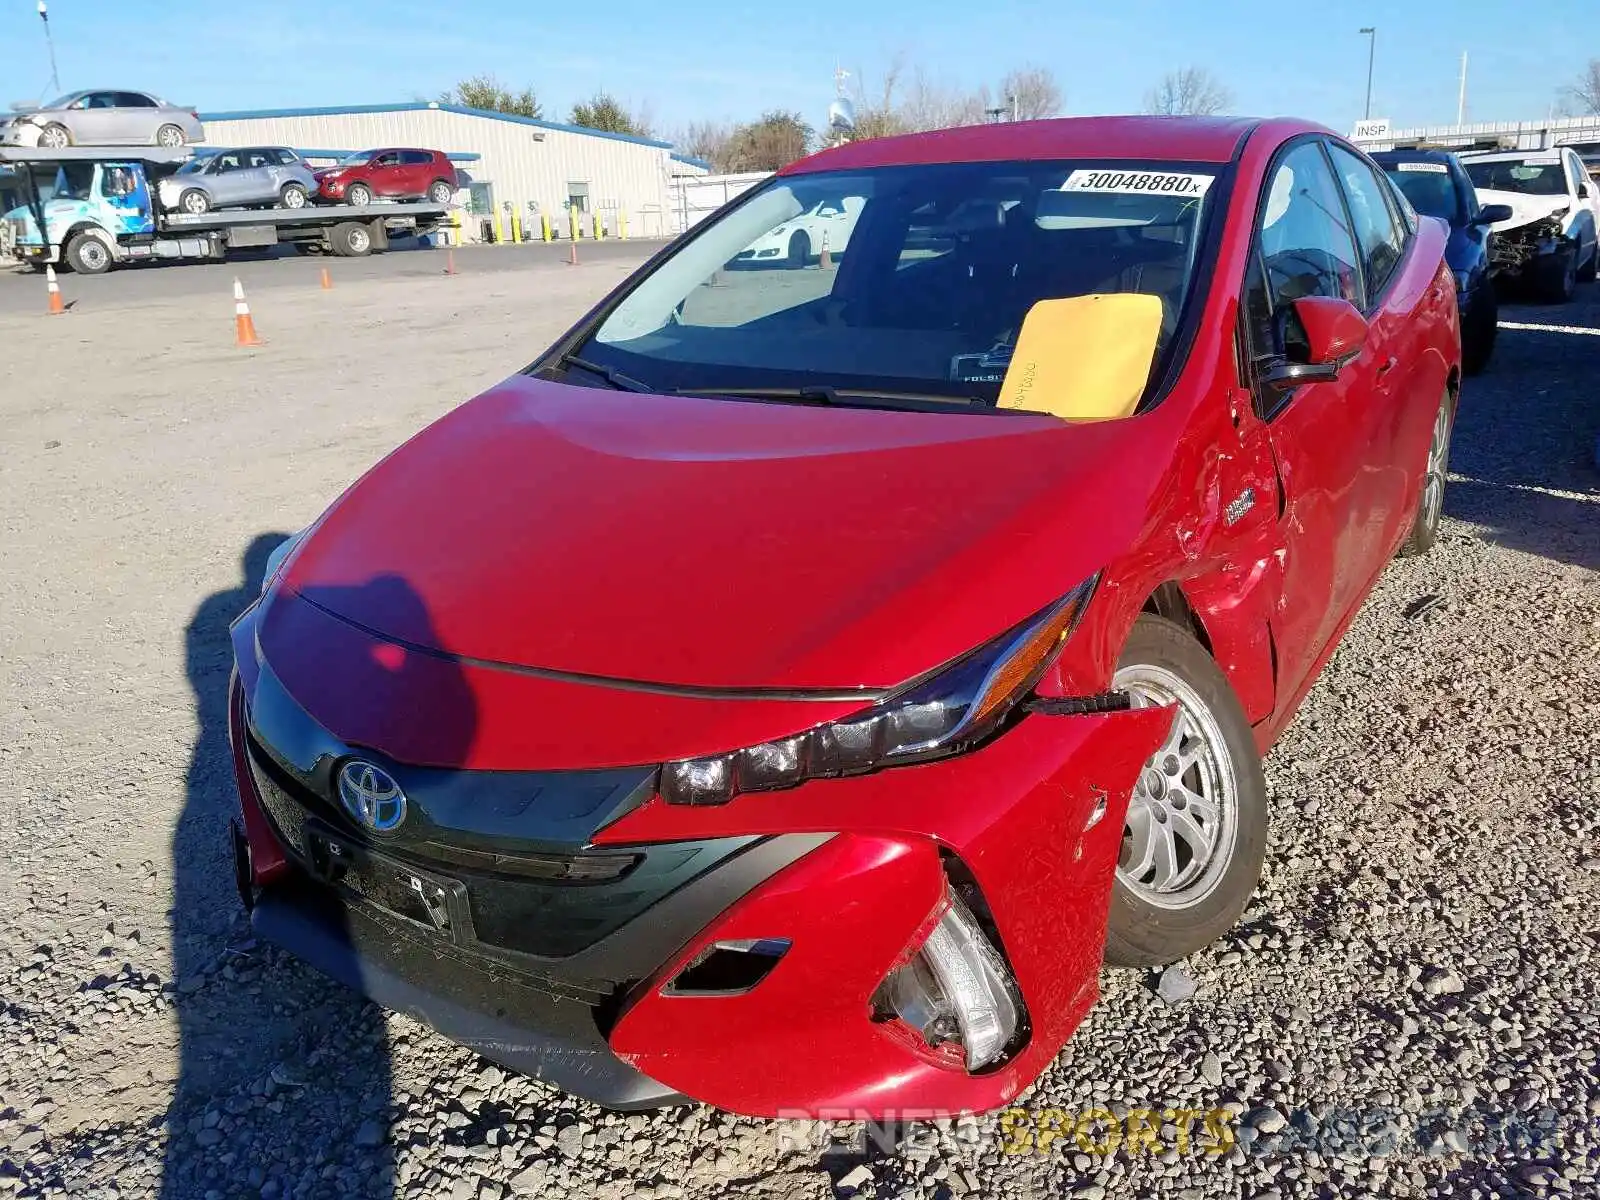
[995,293,1163,421]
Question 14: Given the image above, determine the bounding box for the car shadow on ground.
[1445,321,1600,571]
[163,535,405,1200]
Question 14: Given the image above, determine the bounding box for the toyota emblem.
[337,760,407,834]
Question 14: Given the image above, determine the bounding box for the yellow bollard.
[511,212,523,244]
[493,210,504,244]
[569,204,580,241]
[592,212,602,240]
[449,209,461,246]
[541,213,552,242]
[619,211,629,240]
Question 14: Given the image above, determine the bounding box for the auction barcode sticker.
[1396,162,1448,173]
[1061,169,1214,196]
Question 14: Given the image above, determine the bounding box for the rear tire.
[64,233,113,275]
[345,183,372,207]
[428,179,453,205]
[1103,616,1268,968]
[155,123,186,148]
[329,221,372,257]
[279,183,308,209]
[1398,389,1454,558]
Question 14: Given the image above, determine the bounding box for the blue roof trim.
[198,102,674,150]
[671,153,712,169]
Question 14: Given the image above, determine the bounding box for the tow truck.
[1,146,449,273]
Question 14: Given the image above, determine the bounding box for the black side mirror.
[1579,183,1592,199]
[1475,203,1514,226]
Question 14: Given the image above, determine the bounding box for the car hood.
[278,374,1172,692]
[1476,189,1574,234]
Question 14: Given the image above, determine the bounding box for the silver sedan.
[157,148,318,214]
[1,90,205,149]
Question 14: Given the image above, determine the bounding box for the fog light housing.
[875,886,1023,1071]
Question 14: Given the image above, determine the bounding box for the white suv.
[1461,147,1600,302]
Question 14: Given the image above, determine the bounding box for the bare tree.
[440,74,541,119]
[850,56,911,140]
[1143,68,1233,117]
[998,65,1064,121]
[673,120,734,169]
[900,67,987,132]
[1561,59,1600,115]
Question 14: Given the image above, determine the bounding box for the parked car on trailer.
[0,90,203,149]
[229,116,1461,1118]
[1460,147,1600,301]
[314,148,457,206]
[1372,148,1511,373]
[157,147,317,215]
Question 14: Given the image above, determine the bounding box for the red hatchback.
[229,117,1459,1117]
[313,147,456,205]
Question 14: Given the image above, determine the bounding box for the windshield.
[580,159,1219,409]
[176,158,206,174]
[1379,162,1461,224]
[42,93,81,109]
[337,151,374,167]
[1464,160,1566,196]
[50,163,94,201]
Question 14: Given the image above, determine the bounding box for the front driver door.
[1240,139,1377,713]
[207,152,247,206]
[367,151,404,198]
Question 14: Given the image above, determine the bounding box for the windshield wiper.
[673,385,987,410]
[554,352,652,393]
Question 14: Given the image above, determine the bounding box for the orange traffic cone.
[46,264,64,315]
[233,278,263,347]
[443,247,457,276]
[819,231,833,270]
[567,240,579,266]
[319,266,333,290]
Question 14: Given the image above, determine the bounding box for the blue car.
[1373,148,1512,374]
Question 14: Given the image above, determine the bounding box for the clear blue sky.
[3,0,1595,140]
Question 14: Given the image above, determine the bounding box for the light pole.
[38,1,60,96]
[1359,26,1376,120]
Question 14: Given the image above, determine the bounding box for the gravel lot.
[0,252,1596,1200]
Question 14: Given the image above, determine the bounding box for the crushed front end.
[226,585,1171,1117]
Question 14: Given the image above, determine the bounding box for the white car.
[1460,147,1600,301]
[736,195,864,266]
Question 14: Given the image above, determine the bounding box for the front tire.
[1103,616,1268,968]
[345,183,372,207]
[64,233,113,275]
[179,188,210,215]
[1535,249,1577,303]
[1461,287,1497,376]
[1398,389,1454,558]
[39,123,70,149]
[787,230,810,268]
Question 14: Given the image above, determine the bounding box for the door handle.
[1376,356,1398,378]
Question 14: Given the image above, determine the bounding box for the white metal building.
[199,102,691,240]
[1350,114,1600,153]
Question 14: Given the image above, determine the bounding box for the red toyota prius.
[228,116,1459,1117]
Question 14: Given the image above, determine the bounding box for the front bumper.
[228,600,1169,1117]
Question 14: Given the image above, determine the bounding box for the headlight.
[260,530,306,595]
[660,577,1097,806]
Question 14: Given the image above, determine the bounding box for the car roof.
[1458,149,1563,164]
[782,116,1327,175]
[1370,148,1458,165]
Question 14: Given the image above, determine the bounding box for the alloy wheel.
[40,125,68,149]
[1110,663,1240,909]
[1418,401,1452,535]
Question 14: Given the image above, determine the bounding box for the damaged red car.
[229,116,1461,1117]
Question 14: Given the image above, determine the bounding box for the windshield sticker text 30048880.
[1061,169,1214,197]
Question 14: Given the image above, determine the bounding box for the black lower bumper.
[251,872,687,1110]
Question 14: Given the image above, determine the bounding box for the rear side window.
[401,150,432,165]
[116,92,158,108]
[1329,144,1406,300]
